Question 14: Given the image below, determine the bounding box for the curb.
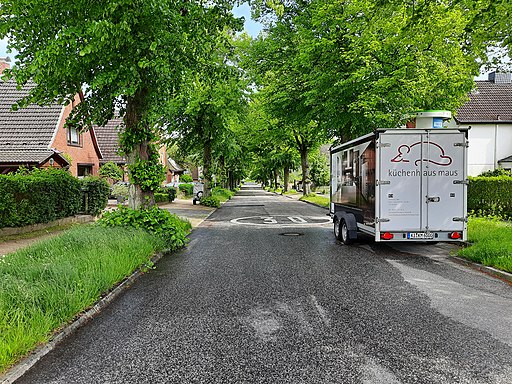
[450,256,512,285]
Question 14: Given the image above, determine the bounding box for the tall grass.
[299,194,330,208]
[211,187,235,202]
[458,218,512,273]
[0,225,167,373]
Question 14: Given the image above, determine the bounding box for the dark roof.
[94,118,125,164]
[456,81,512,123]
[0,149,61,164]
[499,155,512,163]
[0,79,64,150]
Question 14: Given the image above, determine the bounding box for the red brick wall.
[50,96,101,177]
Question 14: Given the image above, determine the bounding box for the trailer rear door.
[377,130,467,238]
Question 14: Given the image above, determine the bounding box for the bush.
[111,183,129,201]
[211,187,234,202]
[98,206,192,250]
[200,196,221,208]
[0,168,82,228]
[80,177,109,215]
[98,161,124,182]
[154,192,168,203]
[163,186,177,202]
[478,168,512,177]
[179,183,193,196]
[468,176,512,219]
[180,174,193,183]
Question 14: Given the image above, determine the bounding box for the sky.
[233,2,263,37]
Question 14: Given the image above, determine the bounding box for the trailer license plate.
[407,232,434,240]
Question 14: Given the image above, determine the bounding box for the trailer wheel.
[334,218,342,241]
[339,219,353,245]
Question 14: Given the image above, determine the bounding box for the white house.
[453,72,512,176]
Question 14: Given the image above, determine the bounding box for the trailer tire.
[339,219,353,245]
[334,218,353,245]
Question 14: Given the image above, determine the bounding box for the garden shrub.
[162,186,177,202]
[211,187,234,201]
[98,161,124,182]
[111,184,129,201]
[468,176,512,219]
[80,176,109,215]
[180,174,193,183]
[0,168,82,228]
[98,206,192,250]
[179,183,193,196]
[154,192,168,203]
[200,196,221,208]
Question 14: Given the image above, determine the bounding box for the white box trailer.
[330,128,469,243]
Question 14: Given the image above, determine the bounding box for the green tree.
[167,32,248,196]
[309,149,330,188]
[249,0,511,142]
[99,162,124,183]
[0,0,240,208]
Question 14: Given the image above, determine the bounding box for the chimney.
[0,56,11,75]
[488,71,512,84]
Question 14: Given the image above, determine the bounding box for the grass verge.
[0,225,168,373]
[299,194,330,208]
[211,187,235,203]
[458,217,512,273]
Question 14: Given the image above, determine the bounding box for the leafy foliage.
[211,187,234,202]
[200,196,221,208]
[478,168,512,177]
[98,162,124,182]
[178,183,194,196]
[468,176,512,219]
[0,169,82,228]
[0,0,243,208]
[80,176,110,215]
[180,174,193,183]
[98,206,191,250]
[310,150,330,187]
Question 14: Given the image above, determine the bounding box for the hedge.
[468,176,512,219]
[80,176,110,216]
[178,183,193,196]
[0,169,109,229]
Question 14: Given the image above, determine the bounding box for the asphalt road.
[17,184,512,383]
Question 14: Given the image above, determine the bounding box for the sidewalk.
[0,199,214,258]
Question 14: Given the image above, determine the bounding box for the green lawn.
[458,217,512,273]
[299,194,330,208]
[0,225,169,373]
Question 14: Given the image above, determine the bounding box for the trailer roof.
[330,128,470,153]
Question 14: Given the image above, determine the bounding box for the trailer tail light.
[381,232,394,240]
[449,232,462,240]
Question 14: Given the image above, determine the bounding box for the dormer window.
[68,126,81,146]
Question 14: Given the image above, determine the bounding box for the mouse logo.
[391,141,452,166]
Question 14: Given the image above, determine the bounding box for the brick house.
[453,72,512,175]
[0,57,102,176]
[94,117,184,183]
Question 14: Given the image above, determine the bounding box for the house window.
[77,164,93,178]
[68,126,81,146]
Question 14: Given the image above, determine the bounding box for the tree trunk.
[283,166,290,193]
[203,138,212,197]
[274,169,278,189]
[300,147,310,196]
[124,88,154,209]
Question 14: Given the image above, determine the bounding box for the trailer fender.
[334,212,358,241]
